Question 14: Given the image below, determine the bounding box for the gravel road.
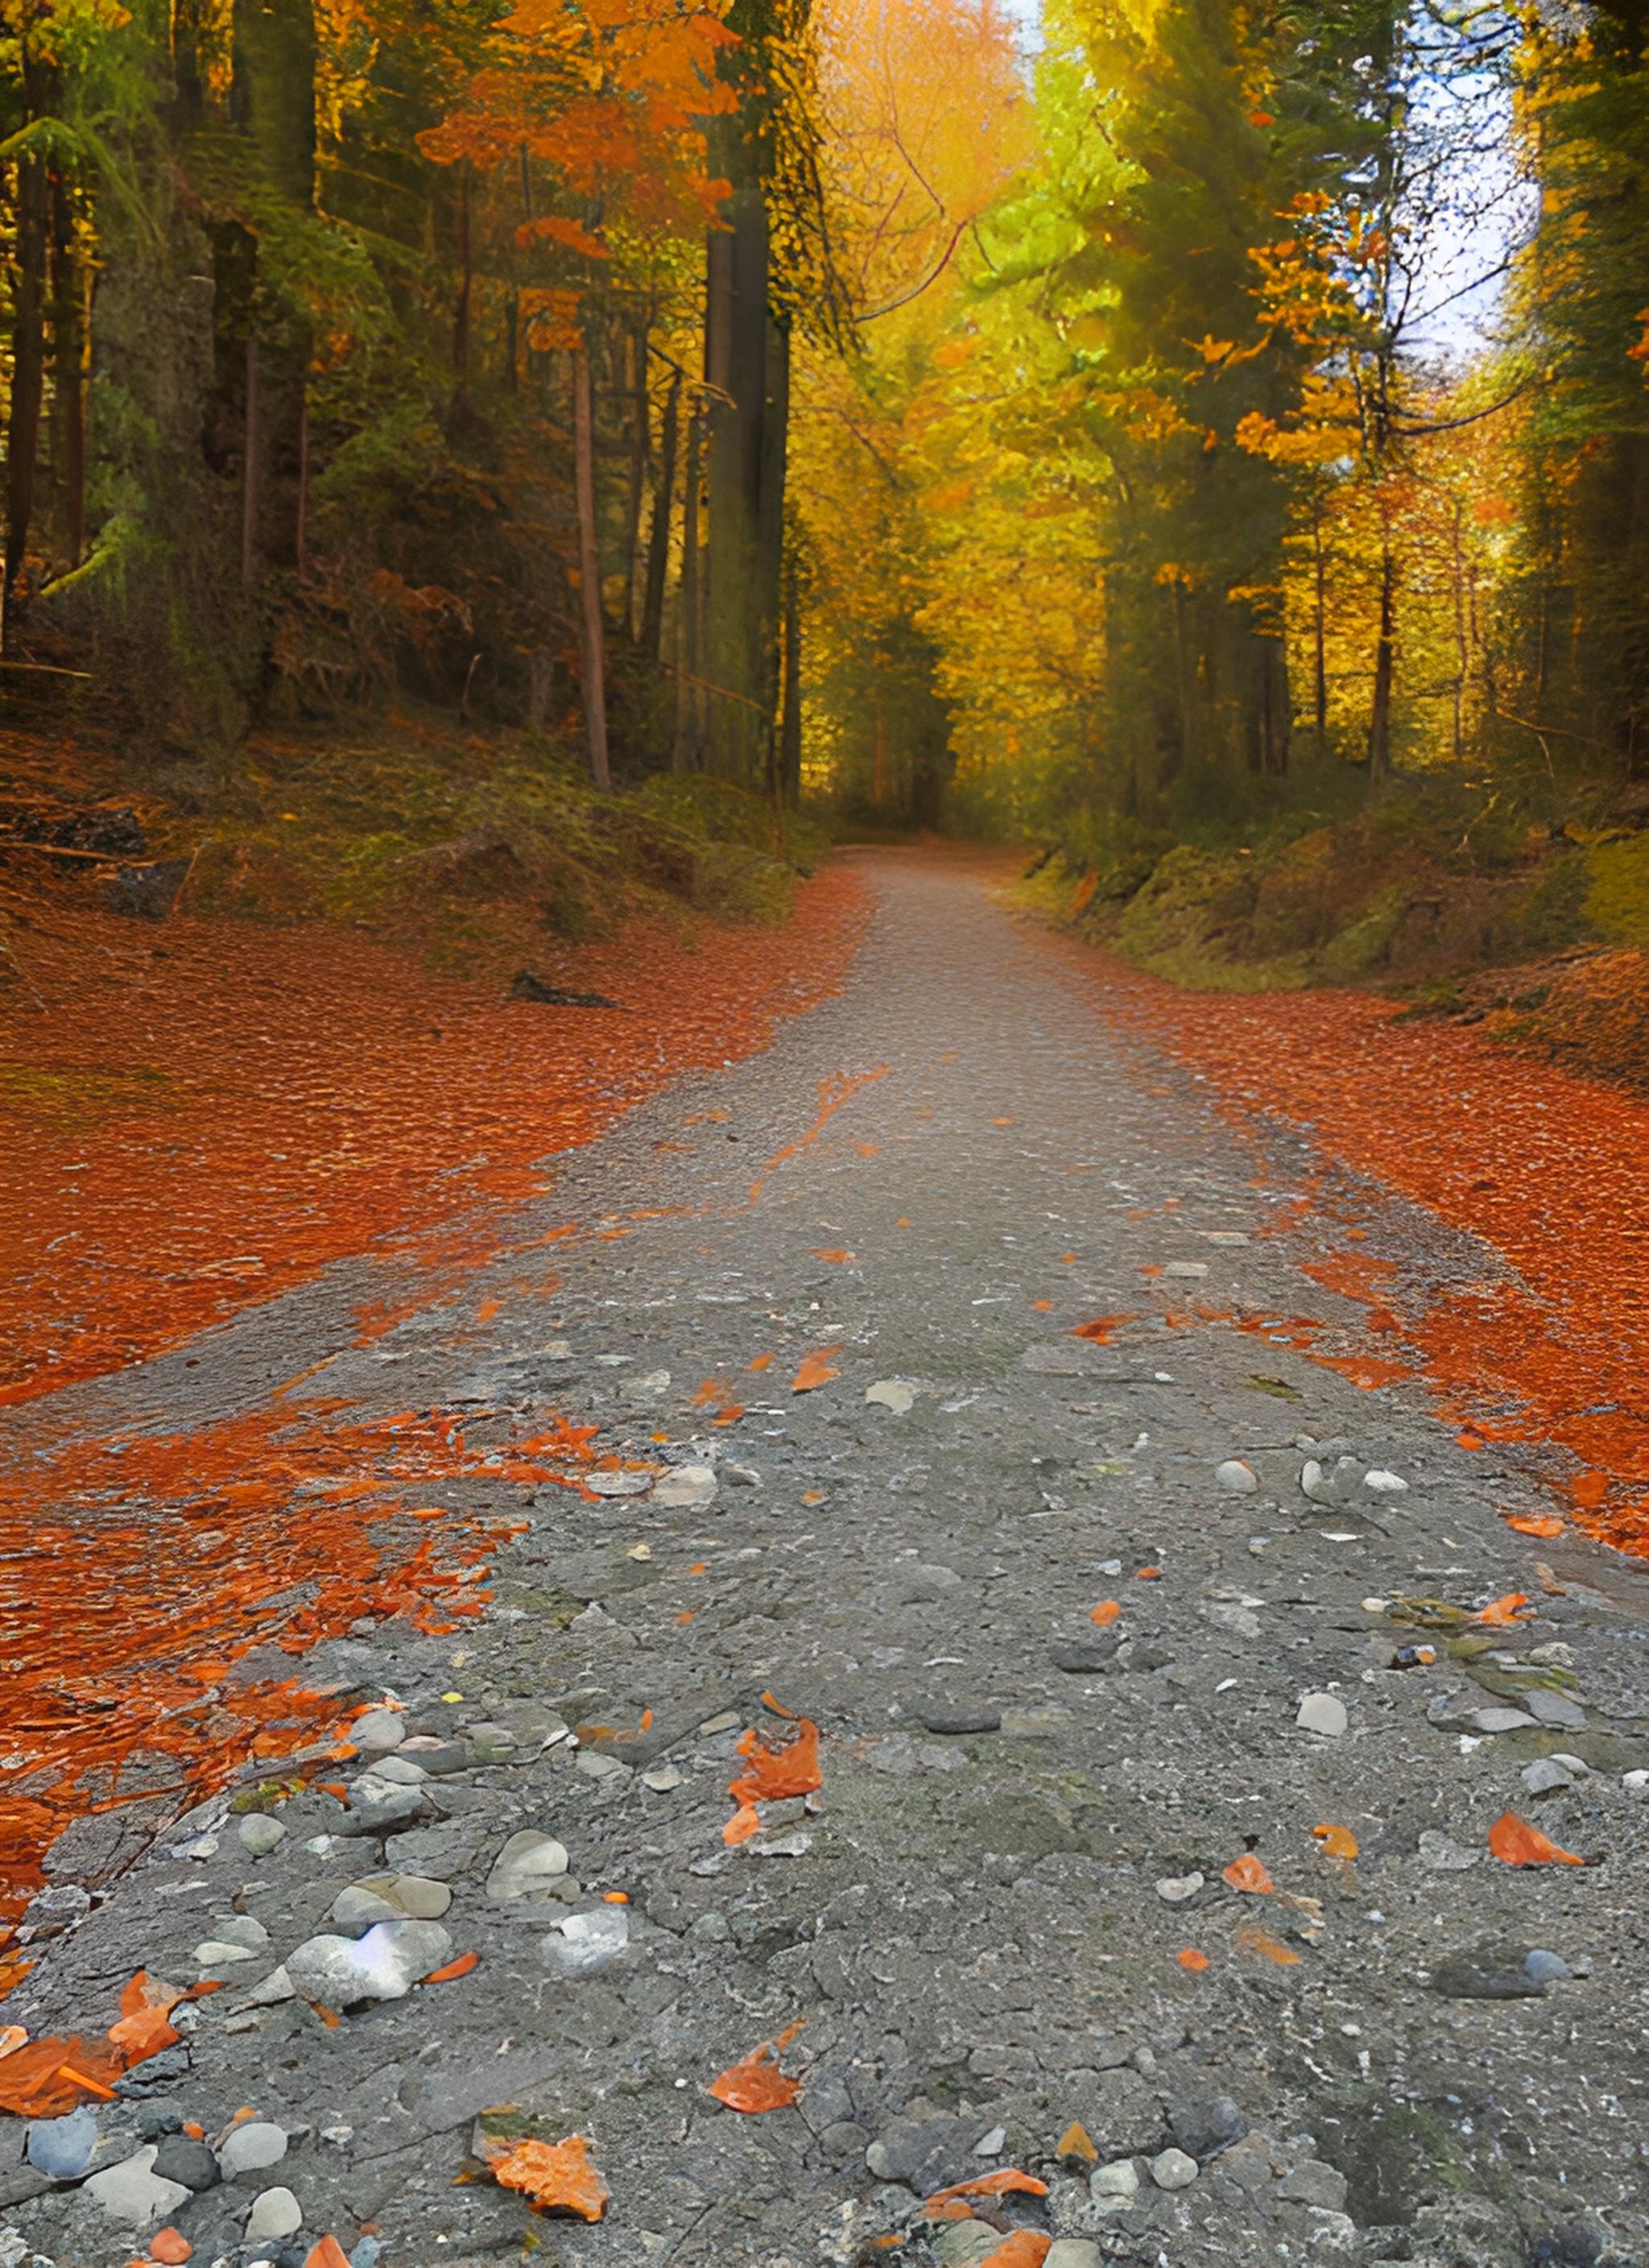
[7,850,1648,2268]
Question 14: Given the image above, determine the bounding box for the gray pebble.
[1150,2146,1199,2191]
[238,1815,287,1857]
[26,2108,98,2181]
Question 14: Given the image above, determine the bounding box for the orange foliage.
[1312,1824,1358,1860]
[791,1347,842,1392]
[980,2237,1052,2268]
[707,2023,805,2113]
[1487,1812,1585,1868]
[0,871,865,1403]
[484,2133,609,2220]
[1222,1854,1274,1893]
[1044,933,1649,1558]
[921,2171,1048,2209]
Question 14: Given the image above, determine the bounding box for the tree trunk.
[1367,516,1396,781]
[295,374,310,573]
[48,167,87,572]
[705,164,789,782]
[672,408,702,772]
[4,44,52,609]
[1311,499,1328,748]
[453,160,472,404]
[779,537,803,807]
[241,333,260,586]
[231,0,317,204]
[573,347,611,791]
[622,316,651,639]
[642,369,680,664]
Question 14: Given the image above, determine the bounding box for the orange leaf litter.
[1,868,866,1406]
[1222,1853,1275,1893]
[707,2022,806,2113]
[1041,932,1649,1556]
[483,2133,609,2220]
[0,878,865,1917]
[1487,1811,1586,1868]
[723,1715,822,1846]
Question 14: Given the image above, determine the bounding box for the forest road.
[11,847,1649,2268]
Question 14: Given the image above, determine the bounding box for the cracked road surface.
[8,850,1648,2268]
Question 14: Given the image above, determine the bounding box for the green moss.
[1585,832,1649,947]
[1319,884,1406,979]
[0,1064,175,1127]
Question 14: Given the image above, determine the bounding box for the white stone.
[486,1828,570,1900]
[84,2148,191,2228]
[1155,1871,1205,1904]
[330,1885,401,1934]
[238,1815,287,1856]
[1216,1459,1258,1493]
[642,1764,684,1792]
[212,1913,270,1950]
[651,1464,717,1509]
[350,1707,405,1755]
[1623,1769,1649,1795]
[285,1918,453,2005]
[370,1753,428,1786]
[1045,2245,1105,2268]
[1363,1469,1407,1493]
[194,1938,258,1967]
[539,1906,630,1976]
[218,2121,288,2178]
[973,2125,1006,2156]
[1296,1692,1348,1737]
[1163,1261,1209,1278]
[1091,2158,1140,2201]
[1150,2147,1199,2191]
[246,2185,304,2239]
[866,1380,916,1414]
[235,1964,295,2009]
[585,1470,651,1496]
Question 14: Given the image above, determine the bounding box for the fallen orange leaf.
[149,2232,192,2266]
[722,1801,761,1847]
[304,2241,352,2268]
[1222,1854,1274,1894]
[981,2236,1052,2268]
[925,2200,973,2222]
[1089,1600,1120,1627]
[1312,1824,1358,1860]
[1056,2120,1097,2161]
[1072,1313,1138,1343]
[748,1351,775,1373]
[1134,1565,1163,1581]
[922,2170,1049,2209]
[792,1346,842,1392]
[729,1716,821,1806]
[486,2134,608,2220]
[708,2030,804,2113]
[1236,1927,1301,1966]
[424,1951,479,1983]
[1176,1948,1209,1972]
[1473,1592,1533,1626]
[1487,1811,1585,1868]
[0,2026,27,2059]
[1572,1470,1608,1508]
[810,1248,853,1264]
[1504,1514,1565,1538]
[1032,1298,1055,1311]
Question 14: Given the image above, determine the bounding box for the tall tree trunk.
[779,537,803,807]
[241,333,260,586]
[4,43,52,610]
[1311,497,1328,749]
[643,369,680,665]
[231,0,316,202]
[295,375,310,573]
[622,316,651,640]
[1367,514,1396,781]
[573,347,611,791]
[453,159,472,404]
[672,408,702,772]
[704,162,789,781]
[48,167,87,571]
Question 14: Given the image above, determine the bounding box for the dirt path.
[5,850,1647,2268]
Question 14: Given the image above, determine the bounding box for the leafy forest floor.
[2,846,1647,2268]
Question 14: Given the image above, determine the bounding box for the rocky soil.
[4,850,1647,2268]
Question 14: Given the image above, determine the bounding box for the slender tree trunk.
[642,370,680,664]
[622,316,650,639]
[295,374,310,573]
[4,46,52,608]
[779,539,803,807]
[1312,498,1328,749]
[48,167,87,571]
[1367,514,1396,781]
[573,348,611,791]
[241,333,260,587]
[1450,498,1469,764]
[673,408,701,772]
[453,159,472,404]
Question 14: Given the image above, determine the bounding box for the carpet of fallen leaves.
[1,868,866,1405]
[0,870,865,1922]
[1047,936,1649,1558]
